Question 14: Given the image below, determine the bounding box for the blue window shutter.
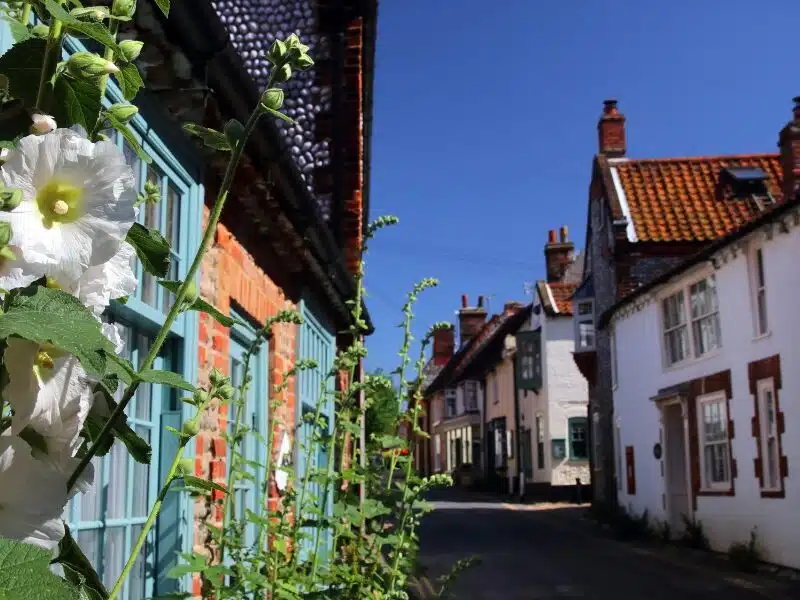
[155,410,183,594]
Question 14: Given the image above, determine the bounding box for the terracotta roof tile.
[612,154,783,243]
[547,282,578,315]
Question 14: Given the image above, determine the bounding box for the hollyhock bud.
[66,52,120,80]
[118,39,144,62]
[30,113,56,135]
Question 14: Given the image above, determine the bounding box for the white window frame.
[433,434,441,472]
[696,391,732,491]
[610,328,618,389]
[660,274,722,368]
[757,378,780,491]
[444,388,457,418]
[751,247,769,337]
[574,299,595,351]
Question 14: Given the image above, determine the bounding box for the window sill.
[698,486,734,497]
[760,487,785,499]
[663,348,722,373]
[753,330,772,342]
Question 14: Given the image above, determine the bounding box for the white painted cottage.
[601,190,800,569]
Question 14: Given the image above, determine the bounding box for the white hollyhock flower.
[3,338,95,456]
[0,434,83,551]
[30,113,57,135]
[78,241,137,316]
[0,128,137,287]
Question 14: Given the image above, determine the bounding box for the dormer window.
[719,167,775,212]
[444,388,457,418]
[575,299,595,351]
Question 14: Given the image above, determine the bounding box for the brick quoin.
[193,205,299,562]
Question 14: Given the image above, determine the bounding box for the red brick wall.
[192,206,299,594]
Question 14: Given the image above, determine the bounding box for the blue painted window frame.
[0,24,203,598]
[227,313,269,552]
[296,296,336,562]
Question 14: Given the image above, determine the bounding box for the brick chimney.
[432,325,455,366]
[503,301,524,315]
[458,295,487,346]
[779,96,800,202]
[598,99,626,157]
[544,226,576,283]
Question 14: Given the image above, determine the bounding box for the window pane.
[123,139,142,191]
[133,427,151,517]
[757,289,768,334]
[756,249,766,287]
[102,527,126,590]
[141,166,162,308]
[80,456,103,521]
[106,441,128,519]
[129,525,147,600]
[77,529,100,570]
[662,292,685,329]
[166,185,181,250]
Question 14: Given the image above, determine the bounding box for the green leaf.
[0,285,110,377]
[158,280,234,327]
[3,19,31,43]
[0,37,47,107]
[166,553,206,579]
[126,223,171,278]
[0,537,77,599]
[138,369,196,392]
[183,476,227,494]
[154,0,171,17]
[55,526,109,600]
[113,62,143,102]
[53,76,102,131]
[105,112,151,163]
[87,386,151,464]
[263,106,295,125]
[44,0,121,53]
[182,124,231,151]
[104,354,136,385]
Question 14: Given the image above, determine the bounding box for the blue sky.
[364,0,797,376]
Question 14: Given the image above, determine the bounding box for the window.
[610,329,618,388]
[757,379,780,491]
[433,434,441,472]
[662,291,689,365]
[492,373,499,404]
[535,414,545,469]
[575,300,595,350]
[463,380,479,412]
[752,248,768,336]
[689,278,721,356]
[515,330,542,390]
[444,388,457,418]
[506,430,514,459]
[568,417,588,460]
[662,275,721,367]
[697,392,731,490]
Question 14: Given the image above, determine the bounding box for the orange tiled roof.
[547,282,578,315]
[611,154,783,242]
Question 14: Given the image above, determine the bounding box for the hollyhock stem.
[67,102,267,492]
[90,20,119,139]
[20,3,31,24]
[36,17,63,111]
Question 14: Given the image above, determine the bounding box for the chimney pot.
[548,229,557,244]
[461,294,468,308]
[603,99,619,115]
[477,295,484,308]
[793,96,800,120]
[560,225,569,243]
[779,95,800,201]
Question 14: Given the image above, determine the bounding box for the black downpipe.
[512,353,523,501]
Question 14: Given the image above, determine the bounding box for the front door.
[663,402,690,534]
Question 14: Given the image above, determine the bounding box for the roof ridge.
[618,152,779,165]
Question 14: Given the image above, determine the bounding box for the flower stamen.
[35,179,84,227]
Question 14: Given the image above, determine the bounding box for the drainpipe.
[512,351,523,502]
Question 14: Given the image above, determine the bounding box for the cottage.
[571,99,791,510]
[0,1,377,597]
[601,187,800,568]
